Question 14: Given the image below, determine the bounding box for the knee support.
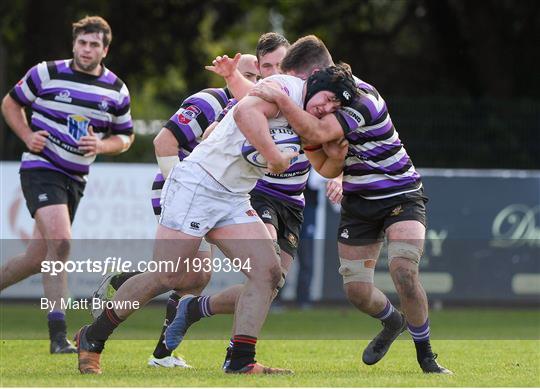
[387,241,422,265]
[338,258,376,284]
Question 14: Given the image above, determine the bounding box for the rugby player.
[90,54,260,368]
[75,36,358,375]
[248,35,452,374]
[0,16,134,354]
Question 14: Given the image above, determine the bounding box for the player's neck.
[71,60,103,77]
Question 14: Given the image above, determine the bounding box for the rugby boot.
[164,294,198,351]
[74,325,104,374]
[225,362,293,375]
[50,333,77,354]
[362,311,406,365]
[419,353,453,374]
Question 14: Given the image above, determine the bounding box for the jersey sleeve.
[111,83,134,135]
[9,62,46,107]
[216,99,237,122]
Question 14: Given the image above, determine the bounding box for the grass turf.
[1,304,539,386]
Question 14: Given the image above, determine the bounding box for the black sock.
[47,311,67,340]
[176,295,213,327]
[110,271,142,290]
[86,308,123,342]
[414,340,433,363]
[228,335,256,371]
[152,292,181,359]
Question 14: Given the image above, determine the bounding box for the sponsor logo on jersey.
[55,90,72,103]
[67,114,90,140]
[178,106,202,125]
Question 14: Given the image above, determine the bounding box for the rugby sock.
[222,338,234,369]
[47,311,66,340]
[153,292,181,359]
[407,319,433,363]
[86,308,124,342]
[110,271,142,290]
[187,295,214,322]
[228,335,257,371]
[372,299,402,328]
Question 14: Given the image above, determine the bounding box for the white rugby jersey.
[184,75,305,193]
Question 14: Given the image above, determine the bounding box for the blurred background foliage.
[1,0,539,168]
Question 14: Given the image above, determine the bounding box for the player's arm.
[3,63,50,152]
[202,121,219,140]
[153,128,179,178]
[80,84,135,156]
[1,94,49,153]
[205,53,253,99]
[304,138,347,179]
[249,82,345,145]
[233,94,297,174]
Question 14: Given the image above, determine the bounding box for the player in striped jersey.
[248,35,451,374]
[0,16,133,354]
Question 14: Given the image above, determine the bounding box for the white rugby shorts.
[159,161,260,237]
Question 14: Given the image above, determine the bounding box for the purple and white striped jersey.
[334,77,422,199]
[151,87,232,216]
[9,60,133,181]
[216,98,310,208]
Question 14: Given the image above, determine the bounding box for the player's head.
[280,35,334,80]
[256,32,290,78]
[303,63,359,118]
[72,16,112,73]
[237,54,260,83]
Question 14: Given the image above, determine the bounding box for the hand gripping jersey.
[9,60,133,181]
[216,98,310,208]
[334,76,422,199]
[185,75,306,194]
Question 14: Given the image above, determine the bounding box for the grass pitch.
[1,304,539,387]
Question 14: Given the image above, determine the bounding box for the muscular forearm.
[306,149,344,178]
[100,134,134,155]
[274,94,339,144]
[234,106,281,165]
[225,70,254,100]
[1,95,33,143]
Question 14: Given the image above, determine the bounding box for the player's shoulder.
[262,74,305,103]
[187,87,231,106]
[263,74,304,89]
[100,66,128,93]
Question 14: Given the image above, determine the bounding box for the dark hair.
[280,35,332,75]
[72,16,112,47]
[256,32,290,60]
[304,62,360,108]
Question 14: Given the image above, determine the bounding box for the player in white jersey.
[248,36,452,375]
[0,16,134,354]
[75,37,358,375]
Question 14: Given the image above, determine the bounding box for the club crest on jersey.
[178,106,201,125]
[98,99,109,112]
[67,114,90,140]
[55,90,72,103]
